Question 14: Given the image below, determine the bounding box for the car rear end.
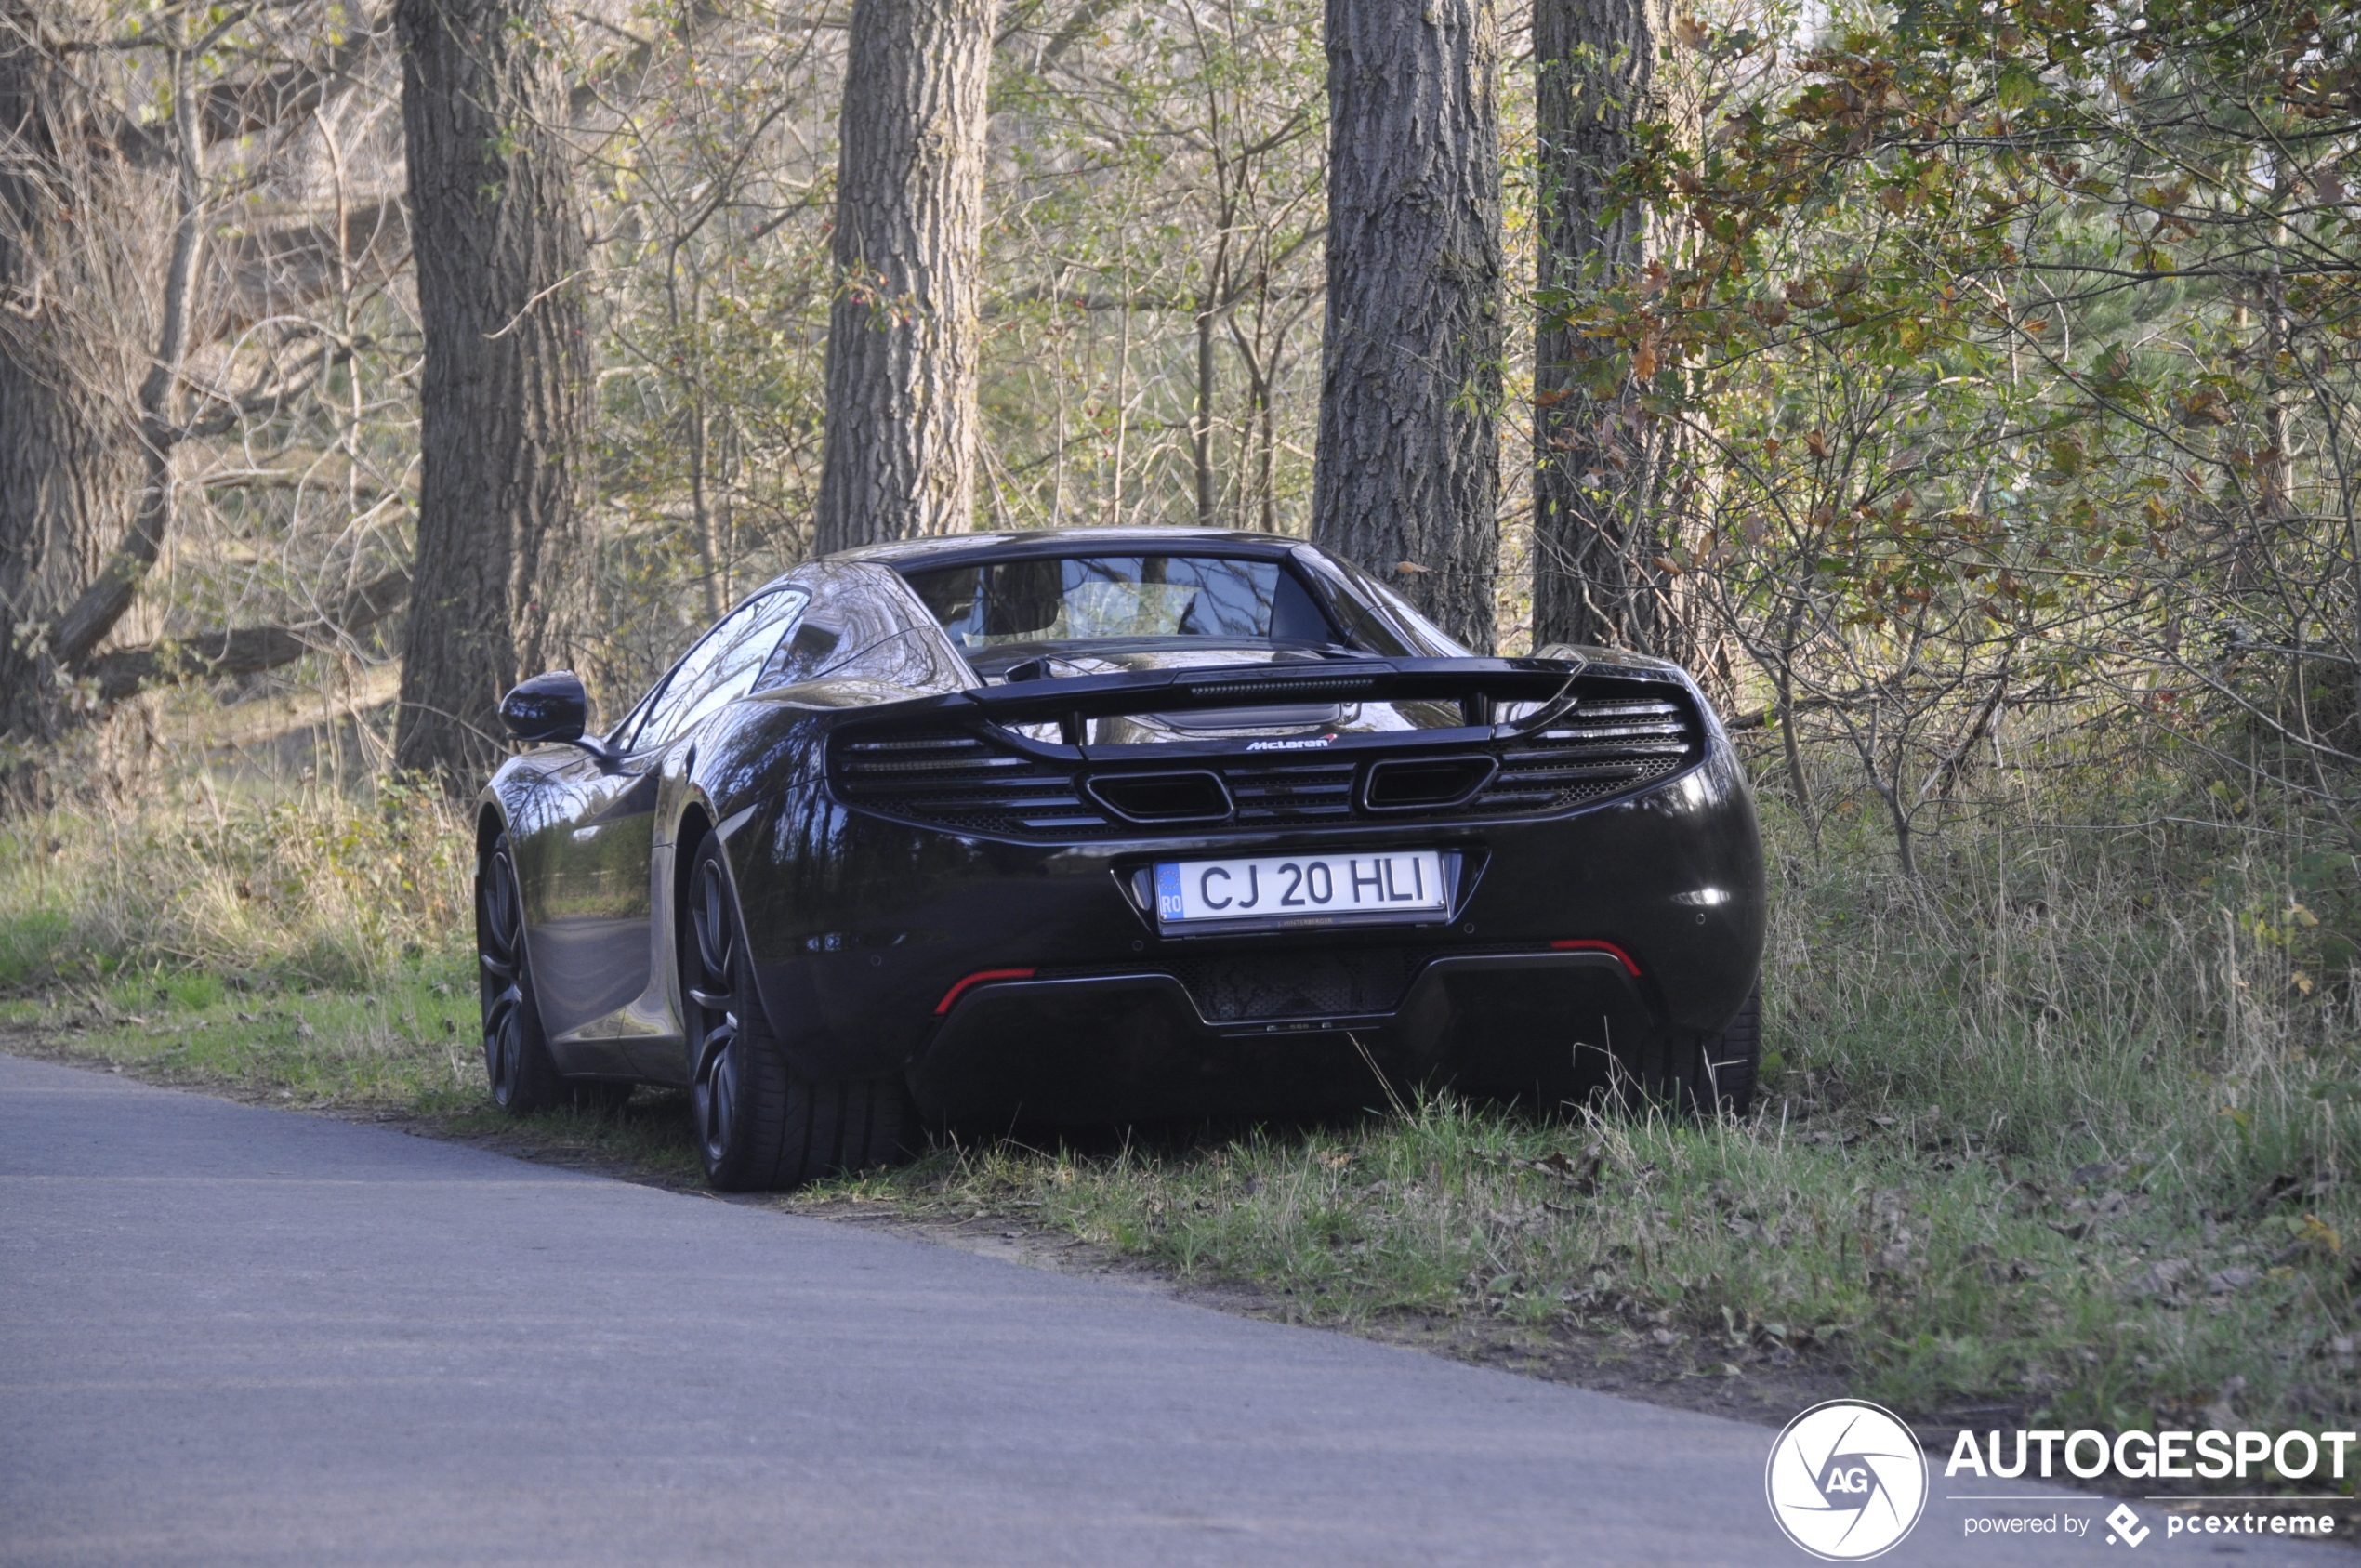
[732,653,1764,1126]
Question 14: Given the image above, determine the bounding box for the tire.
[478,832,567,1115]
[680,836,915,1191]
[1631,982,1761,1117]
[1685,983,1762,1115]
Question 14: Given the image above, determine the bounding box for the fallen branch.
[76,568,412,704]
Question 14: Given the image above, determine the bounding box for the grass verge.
[5,781,2358,1515]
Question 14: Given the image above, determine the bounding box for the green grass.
[6,948,484,1107]
[6,777,2358,1490]
[0,947,710,1184]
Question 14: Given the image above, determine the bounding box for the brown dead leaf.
[1526,1142,1605,1195]
[2179,389,2235,428]
[2128,1258,2192,1295]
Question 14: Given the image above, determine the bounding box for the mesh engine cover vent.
[830,691,1700,840]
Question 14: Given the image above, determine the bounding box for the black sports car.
[475,529,1766,1190]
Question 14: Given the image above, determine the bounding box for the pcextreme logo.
[1766,1400,1930,1561]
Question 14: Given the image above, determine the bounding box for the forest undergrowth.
[4,762,2357,1475]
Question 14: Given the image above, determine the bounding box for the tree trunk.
[393,0,593,784]
[0,6,173,771]
[811,0,996,557]
[1,5,398,788]
[1532,0,1661,655]
[1312,0,1502,653]
[47,34,205,674]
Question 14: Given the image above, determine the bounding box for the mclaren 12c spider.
[474,529,1766,1190]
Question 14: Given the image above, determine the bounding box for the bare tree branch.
[79,566,413,702]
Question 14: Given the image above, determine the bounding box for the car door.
[530,587,808,1057]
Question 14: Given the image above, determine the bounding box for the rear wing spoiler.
[817,654,1715,836]
[950,655,1691,736]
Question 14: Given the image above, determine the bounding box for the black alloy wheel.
[684,837,778,1185]
[478,832,566,1114]
[682,835,915,1191]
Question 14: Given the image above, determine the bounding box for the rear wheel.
[1670,983,1761,1115]
[681,837,915,1191]
[478,833,566,1114]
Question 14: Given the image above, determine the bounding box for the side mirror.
[498,671,588,745]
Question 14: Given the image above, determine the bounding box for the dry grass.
[0,773,469,993]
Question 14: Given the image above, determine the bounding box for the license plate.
[1154,850,1447,926]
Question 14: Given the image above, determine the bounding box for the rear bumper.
[726,738,1764,1117]
[910,949,1650,1123]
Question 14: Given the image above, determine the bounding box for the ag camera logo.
[1766,1399,1929,1560]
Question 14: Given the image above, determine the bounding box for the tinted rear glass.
[902,557,1332,651]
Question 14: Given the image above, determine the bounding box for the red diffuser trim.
[933,968,1038,1015]
[1549,940,1642,977]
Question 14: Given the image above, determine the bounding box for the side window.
[1268,568,1339,646]
[1358,574,1473,657]
[1291,549,1413,656]
[1291,547,1471,657]
[757,565,970,694]
[760,613,845,689]
[627,587,808,750]
[820,626,969,692]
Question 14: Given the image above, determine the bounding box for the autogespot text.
[1946,1426,2358,1482]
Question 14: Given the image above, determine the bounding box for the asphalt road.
[1,1052,2342,1567]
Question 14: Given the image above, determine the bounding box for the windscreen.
[902,556,1333,652]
